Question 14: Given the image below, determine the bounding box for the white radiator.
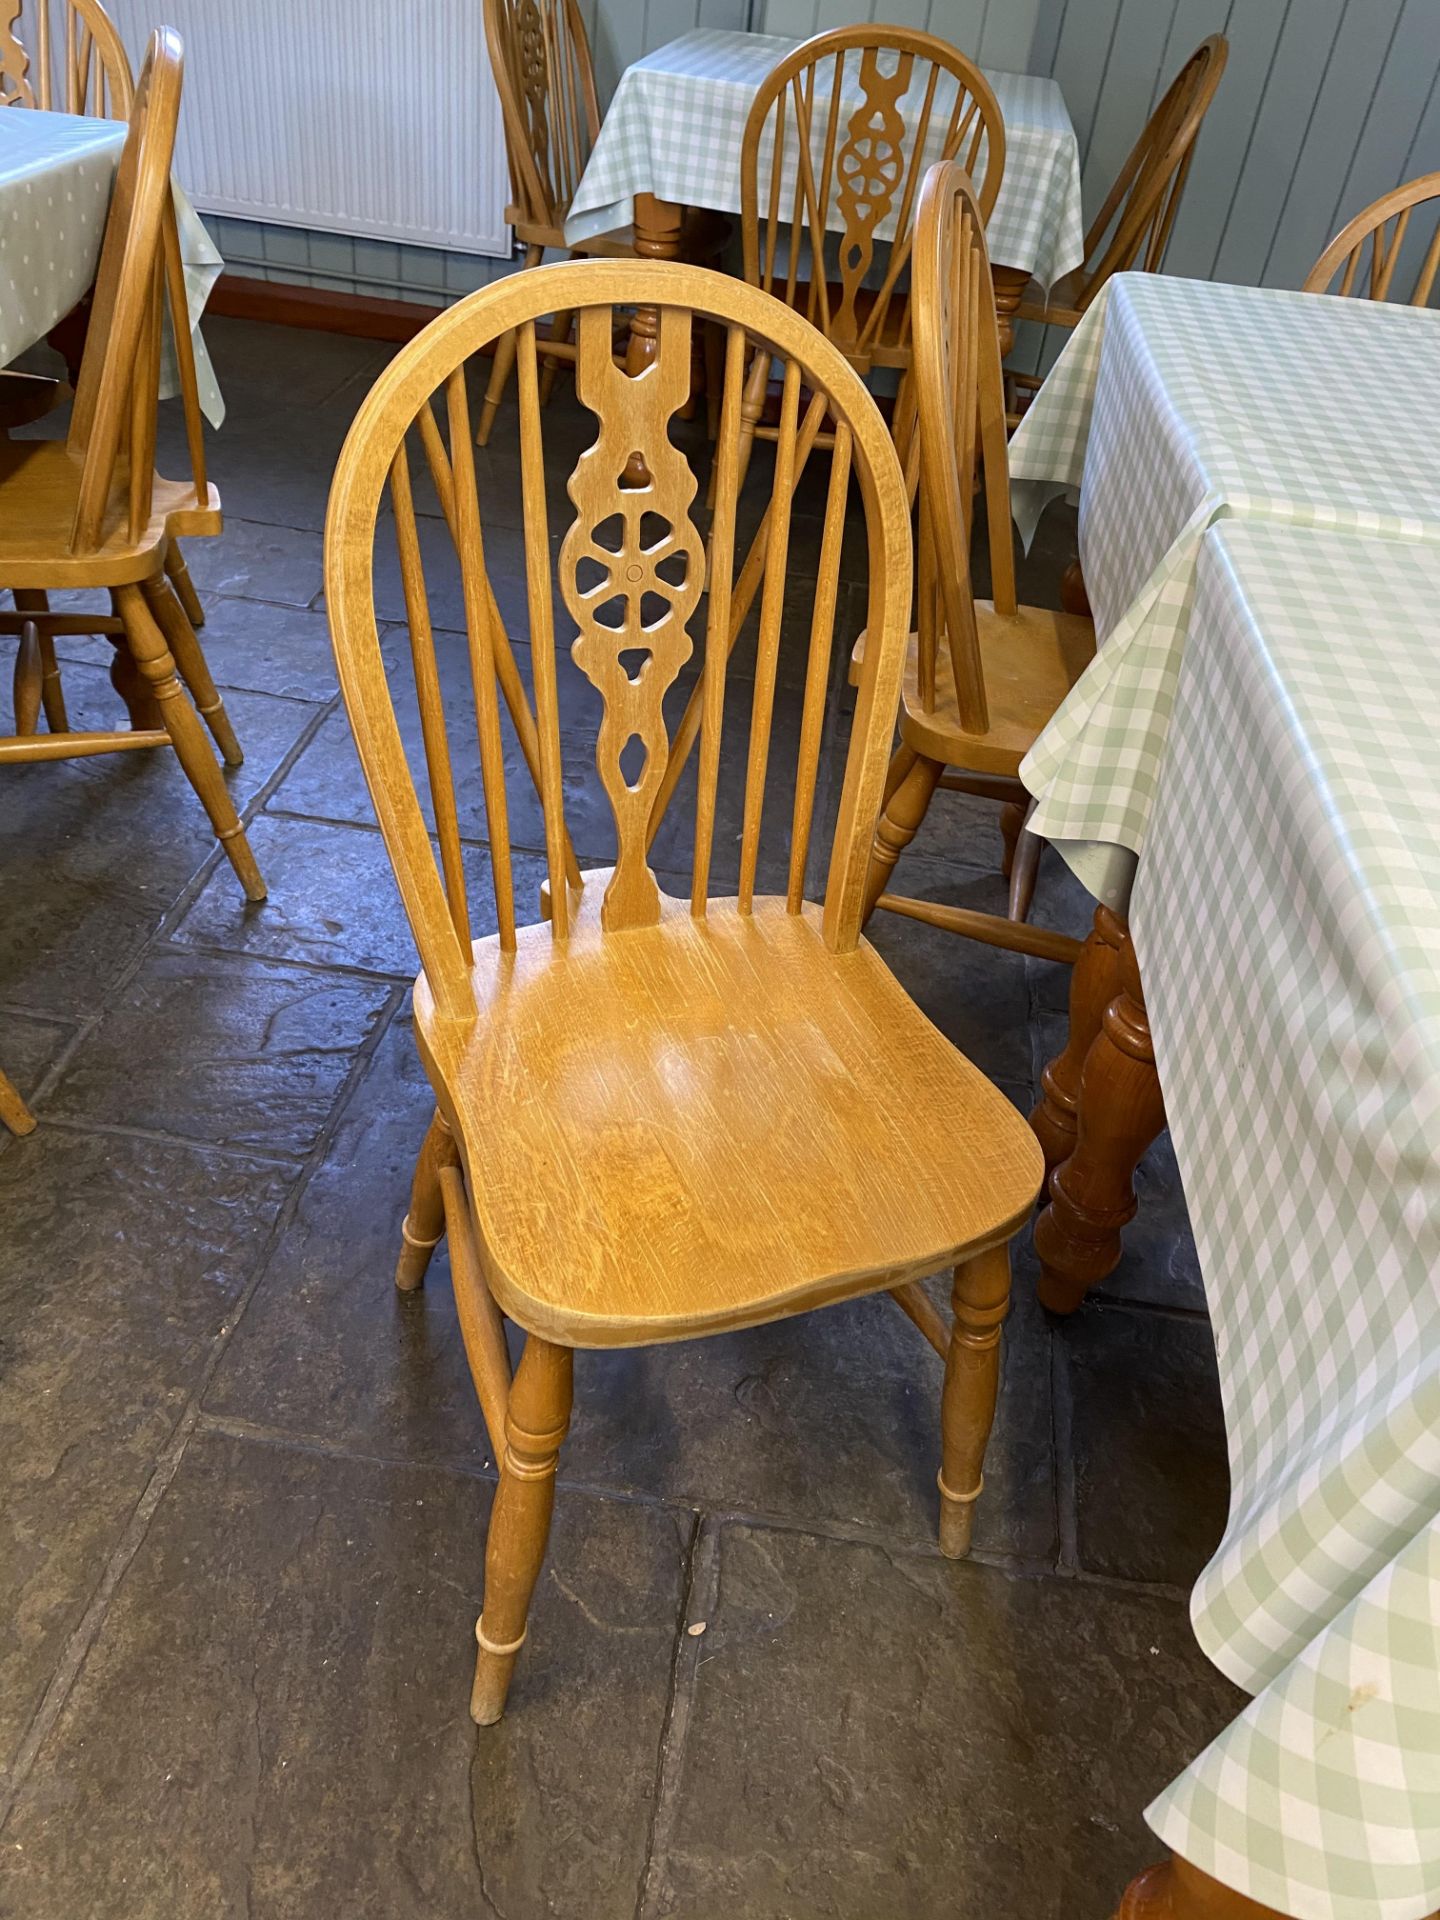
[107,0,512,256]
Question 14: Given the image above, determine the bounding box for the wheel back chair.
[1,0,209,631]
[1008,34,1227,419]
[856,162,1094,960]
[1305,171,1440,305]
[325,256,1044,1724]
[476,0,726,445]
[734,24,1006,495]
[0,28,264,901]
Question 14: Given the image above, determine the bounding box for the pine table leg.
[1033,911,1164,1314]
[991,263,1027,357]
[1031,902,1129,1173]
[623,193,685,483]
[1117,1856,1393,1919]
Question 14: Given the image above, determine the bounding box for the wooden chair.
[735,25,1005,486]
[325,256,1044,1723]
[1304,172,1440,304]
[0,29,264,901]
[858,162,1094,961]
[1009,35,1226,413]
[476,0,724,445]
[1,0,209,631]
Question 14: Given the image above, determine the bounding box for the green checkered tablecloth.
[0,106,225,426]
[1132,523,1440,1920]
[1009,273,1440,903]
[564,27,1084,288]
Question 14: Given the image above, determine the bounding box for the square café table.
[1009,272,1440,905]
[0,105,224,425]
[564,26,1085,356]
[1008,276,1440,1918]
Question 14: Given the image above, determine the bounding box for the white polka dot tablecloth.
[0,106,224,426]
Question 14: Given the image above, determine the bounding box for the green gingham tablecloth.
[1131,522,1440,1920]
[1008,273,1440,903]
[563,27,1084,288]
[0,106,225,426]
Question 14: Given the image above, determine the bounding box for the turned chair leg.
[113,583,266,902]
[164,543,206,628]
[142,574,243,766]
[862,748,943,924]
[938,1243,1011,1558]
[1006,800,1043,923]
[12,591,69,732]
[0,1066,36,1137]
[477,244,543,446]
[395,1107,459,1291]
[471,1336,573,1726]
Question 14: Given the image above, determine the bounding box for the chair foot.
[469,1337,572,1725]
[938,1243,1012,1559]
[114,584,266,901]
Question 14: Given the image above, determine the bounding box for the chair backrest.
[64,27,207,554]
[740,26,1005,371]
[325,260,913,1024]
[911,161,1016,741]
[1304,173,1440,306]
[1068,34,1227,313]
[483,0,601,239]
[0,0,133,116]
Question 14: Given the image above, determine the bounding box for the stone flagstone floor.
[0,316,1236,1920]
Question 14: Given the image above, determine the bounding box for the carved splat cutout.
[512,0,554,207]
[833,48,911,343]
[559,304,704,930]
[0,4,35,105]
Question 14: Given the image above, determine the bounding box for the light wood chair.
[476,0,725,445]
[1008,35,1226,415]
[858,162,1094,962]
[0,29,264,901]
[325,256,1045,1724]
[1304,172,1440,304]
[0,0,209,632]
[736,25,1005,488]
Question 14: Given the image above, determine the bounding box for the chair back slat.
[516,318,574,937]
[1070,35,1227,311]
[484,0,599,235]
[68,28,184,556]
[1305,172,1440,308]
[741,27,1005,371]
[0,0,131,114]
[691,321,747,917]
[913,163,1023,741]
[324,261,913,1023]
[737,355,802,914]
[390,439,476,950]
[787,419,851,913]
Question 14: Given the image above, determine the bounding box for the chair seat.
[1014,267,1089,330]
[851,603,1096,778]
[0,439,220,588]
[416,880,1043,1349]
